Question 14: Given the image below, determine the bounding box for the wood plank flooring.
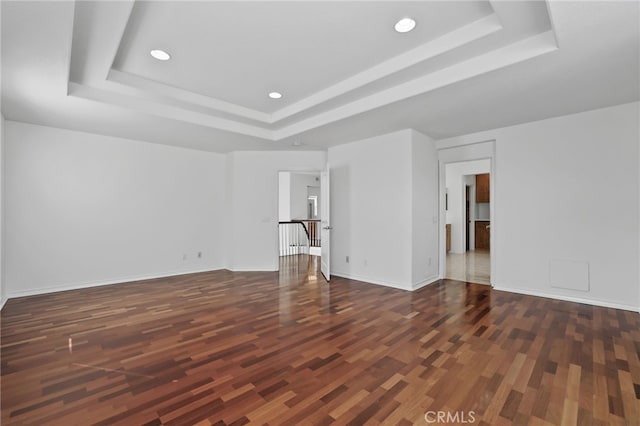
[2,255,639,425]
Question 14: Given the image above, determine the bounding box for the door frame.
[438,140,496,286]
[320,170,330,281]
[465,185,470,252]
[275,169,324,271]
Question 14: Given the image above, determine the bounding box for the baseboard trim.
[6,266,225,299]
[0,295,8,311]
[492,284,638,313]
[331,271,411,291]
[227,267,279,272]
[412,275,441,290]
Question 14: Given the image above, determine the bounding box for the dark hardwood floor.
[2,255,639,425]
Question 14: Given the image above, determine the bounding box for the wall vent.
[549,259,589,292]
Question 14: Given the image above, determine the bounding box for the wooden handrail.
[279,220,321,248]
[279,220,310,240]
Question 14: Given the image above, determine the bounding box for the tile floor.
[445,249,490,285]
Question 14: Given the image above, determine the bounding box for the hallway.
[445,249,490,285]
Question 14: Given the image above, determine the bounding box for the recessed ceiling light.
[395,17,416,33]
[150,49,171,61]
[268,92,283,99]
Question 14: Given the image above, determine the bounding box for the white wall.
[437,102,640,311]
[4,121,227,297]
[445,160,491,253]
[0,114,5,309]
[5,103,637,311]
[329,130,413,288]
[307,185,321,220]
[411,130,440,287]
[226,151,326,271]
[278,171,320,221]
[0,0,4,310]
[278,171,291,222]
[290,173,320,220]
[329,129,439,290]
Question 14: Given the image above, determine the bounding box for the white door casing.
[320,170,331,281]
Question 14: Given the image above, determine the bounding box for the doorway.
[277,170,326,282]
[443,160,491,285]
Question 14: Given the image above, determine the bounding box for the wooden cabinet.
[476,173,490,203]
[475,221,490,250]
[446,224,451,252]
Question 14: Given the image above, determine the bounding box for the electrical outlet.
[197,252,202,258]
[346,256,349,263]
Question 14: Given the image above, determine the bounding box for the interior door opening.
[443,161,491,285]
[276,170,328,282]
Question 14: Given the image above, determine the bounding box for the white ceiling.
[1,1,638,153]
[114,1,494,113]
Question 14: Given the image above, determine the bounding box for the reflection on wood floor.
[2,256,639,425]
[446,249,490,285]
[278,254,321,285]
